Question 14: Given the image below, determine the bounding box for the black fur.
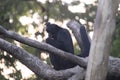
[78,25,90,57]
[45,22,90,70]
[46,22,75,70]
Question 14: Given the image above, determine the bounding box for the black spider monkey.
[45,22,75,70]
[45,22,90,70]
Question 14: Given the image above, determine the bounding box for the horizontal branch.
[0,38,51,79]
[107,57,120,80]
[0,38,85,80]
[0,25,87,68]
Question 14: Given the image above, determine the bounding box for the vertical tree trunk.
[85,0,119,80]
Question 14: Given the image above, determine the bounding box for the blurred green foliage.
[110,12,120,57]
[0,0,120,79]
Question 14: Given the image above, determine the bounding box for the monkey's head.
[45,22,60,35]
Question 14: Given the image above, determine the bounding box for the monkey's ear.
[45,22,51,26]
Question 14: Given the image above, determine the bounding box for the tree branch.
[67,20,91,56]
[0,37,85,80]
[67,20,84,51]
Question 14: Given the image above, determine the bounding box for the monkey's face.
[45,22,59,35]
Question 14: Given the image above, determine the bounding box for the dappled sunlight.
[118,4,120,11]
[41,53,49,60]
[80,19,87,24]
[80,0,97,4]
[19,16,33,26]
[89,31,93,39]
[62,0,97,4]
[37,0,47,4]
[61,0,73,4]
[0,52,34,80]
[9,18,13,24]
[19,12,44,41]
[27,24,36,40]
[1,66,16,80]
[15,61,34,79]
[68,3,86,13]
[33,13,41,24]
[0,56,15,80]
[88,21,93,28]
[41,52,49,64]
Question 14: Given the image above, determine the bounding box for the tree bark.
[67,20,91,55]
[67,21,84,53]
[0,37,86,80]
[85,0,119,80]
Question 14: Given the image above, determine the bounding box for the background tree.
[85,0,119,80]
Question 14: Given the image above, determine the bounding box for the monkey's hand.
[46,38,55,44]
[46,38,60,48]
